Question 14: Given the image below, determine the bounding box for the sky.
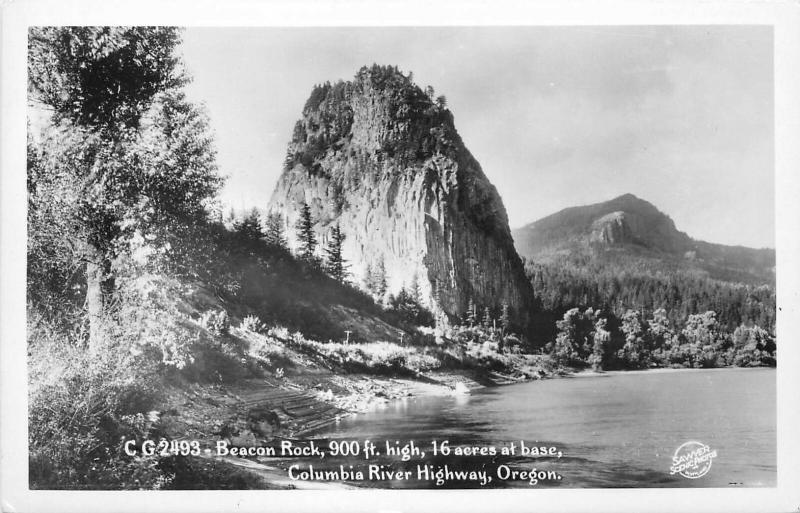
[180,26,774,249]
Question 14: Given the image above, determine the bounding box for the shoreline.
[570,365,775,379]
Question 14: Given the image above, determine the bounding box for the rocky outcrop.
[268,65,533,326]
[515,193,695,256]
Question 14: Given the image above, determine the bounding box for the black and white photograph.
[2,1,799,512]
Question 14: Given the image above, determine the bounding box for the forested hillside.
[514,195,776,368]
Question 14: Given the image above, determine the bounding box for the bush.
[284,331,440,374]
[239,314,264,333]
[28,320,171,490]
[199,309,230,336]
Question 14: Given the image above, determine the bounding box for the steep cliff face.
[268,65,533,326]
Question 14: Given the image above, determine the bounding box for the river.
[306,367,775,488]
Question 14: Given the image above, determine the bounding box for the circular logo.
[669,441,717,479]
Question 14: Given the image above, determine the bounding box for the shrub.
[199,309,230,336]
[240,314,264,333]
[28,319,171,490]
[284,331,440,375]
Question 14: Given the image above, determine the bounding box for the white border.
[2,1,799,512]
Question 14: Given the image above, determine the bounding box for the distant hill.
[513,193,775,286]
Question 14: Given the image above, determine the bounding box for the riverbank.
[157,367,512,488]
[570,365,775,379]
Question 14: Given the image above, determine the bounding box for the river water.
[307,368,775,488]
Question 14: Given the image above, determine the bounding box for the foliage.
[233,208,265,243]
[28,27,184,129]
[285,64,456,173]
[526,254,776,346]
[295,201,317,261]
[731,324,775,367]
[29,26,222,350]
[549,308,599,367]
[324,223,348,282]
[499,302,510,336]
[464,298,477,327]
[284,332,440,375]
[263,211,288,250]
[386,287,435,327]
[28,312,170,489]
[199,309,230,337]
[240,314,265,334]
[481,306,493,329]
[588,317,610,370]
[541,303,774,370]
[618,310,649,369]
[409,272,422,303]
[364,256,388,300]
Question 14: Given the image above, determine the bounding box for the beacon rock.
[268,65,534,326]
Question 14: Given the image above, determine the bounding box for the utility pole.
[344,330,352,345]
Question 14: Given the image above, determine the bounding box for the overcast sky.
[180,26,773,249]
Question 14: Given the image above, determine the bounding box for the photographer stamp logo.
[670,441,718,479]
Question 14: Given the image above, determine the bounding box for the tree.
[588,317,610,370]
[552,307,598,366]
[263,211,287,250]
[499,302,511,337]
[681,311,727,368]
[618,310,649,369]
[732,324,775,367]
[364,256,388,300]
[465,298,477,327]
[233,208,264,242]
[363,262,374,293]
[482,306,492,330]
[409,271,422,304]
[647,308,674,365]
[374,256,388,299]
[387,286,434,327]
[324,223,348,282]
[224,207,236,228]
[295,201,317,260]
[28,27,185,130]
[28,27,221,348]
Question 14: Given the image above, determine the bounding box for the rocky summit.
[269,65,533,326]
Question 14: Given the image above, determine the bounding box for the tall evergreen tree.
[482,306,492,329]
[364,262,375,292]
[233,207,264,241]
[295,201,317,260]
[465,298,477,327]
[409,271,422,303]
[324,223,347,282]
[264,211,287,250]
[364,257,388,300]
[374,256,388,299]
[500,302,511,336]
